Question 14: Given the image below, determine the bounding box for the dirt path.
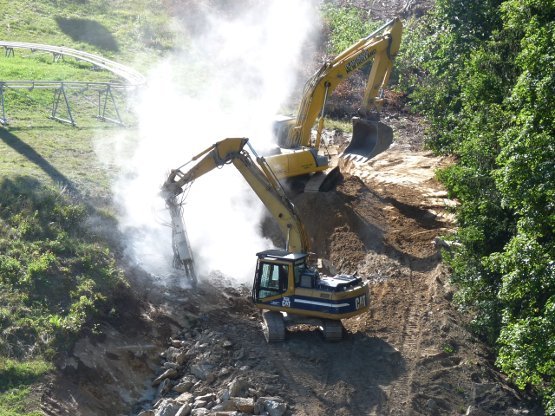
[41,117,542,415]
[38,0,543,410]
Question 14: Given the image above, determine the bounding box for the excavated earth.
[40,115,543,416]
[38,1,543,415]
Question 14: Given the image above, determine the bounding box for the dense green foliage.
[0,177,126,359]
[402,0,555,412]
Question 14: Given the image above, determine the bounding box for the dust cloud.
[105,0,320,285]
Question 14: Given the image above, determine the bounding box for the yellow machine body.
[267,18,403,180]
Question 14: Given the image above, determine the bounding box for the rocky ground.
[40,112,543,416]
[36,1,544,415]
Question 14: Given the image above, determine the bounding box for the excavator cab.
[252,249,369,342]
[252,250,299,303]
[268,117,330,180]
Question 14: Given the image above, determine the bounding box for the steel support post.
[97,84,123,125]
[50,83,75,126]
[0,83,6,125]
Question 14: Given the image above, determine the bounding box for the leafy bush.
[401,0,555,412]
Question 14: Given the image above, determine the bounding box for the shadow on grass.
[55,16,119,52]
[0,128,78,195]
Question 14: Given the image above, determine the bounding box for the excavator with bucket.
[266,17,402,190]
[161,138,369,342]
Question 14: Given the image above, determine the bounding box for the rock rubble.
[137,329,288,416]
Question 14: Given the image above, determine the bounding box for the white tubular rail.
[0,41,146,125]
[0,41,146,87]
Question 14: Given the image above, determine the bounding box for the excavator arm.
[267,18,402,182]
[287,17,402,149]
[161,138,311,283]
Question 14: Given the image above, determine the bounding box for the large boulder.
[154,399,183,416]
[255,397,287,416]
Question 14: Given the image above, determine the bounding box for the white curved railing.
[0,41,146,125]
[0,41,146,87]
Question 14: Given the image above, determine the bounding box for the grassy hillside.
[0,0,175,192]
[0,1,172,414]
[0,0,174,61]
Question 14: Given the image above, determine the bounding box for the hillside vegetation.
[399,0,555,412]
[0,1,172,414]
[1,0,553,415]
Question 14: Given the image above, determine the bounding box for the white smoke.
[105,0,319,285]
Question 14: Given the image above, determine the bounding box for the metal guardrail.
[0,41,146,125]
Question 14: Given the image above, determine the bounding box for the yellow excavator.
[161,138,369,342]
[266,18,403,189]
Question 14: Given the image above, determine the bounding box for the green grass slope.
[0,1,173,414]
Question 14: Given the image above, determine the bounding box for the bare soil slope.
[42,117,541,416]
[39,1,542,414]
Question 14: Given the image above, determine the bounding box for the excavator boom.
[161,138,310,257]
[161,138,369,341]
[267,17,403,182]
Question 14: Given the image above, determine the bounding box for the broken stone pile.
[137,328,288,416]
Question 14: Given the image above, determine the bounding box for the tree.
[401,0,555,411]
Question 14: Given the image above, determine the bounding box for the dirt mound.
[41,131,541,415]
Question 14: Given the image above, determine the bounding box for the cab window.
[258,262,288,299]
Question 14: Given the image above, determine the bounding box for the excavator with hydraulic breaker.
[161,138,369,342]
[266,17,403,190]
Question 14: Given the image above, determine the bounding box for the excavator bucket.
[341,117,393,162]
[304,166,343,193]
